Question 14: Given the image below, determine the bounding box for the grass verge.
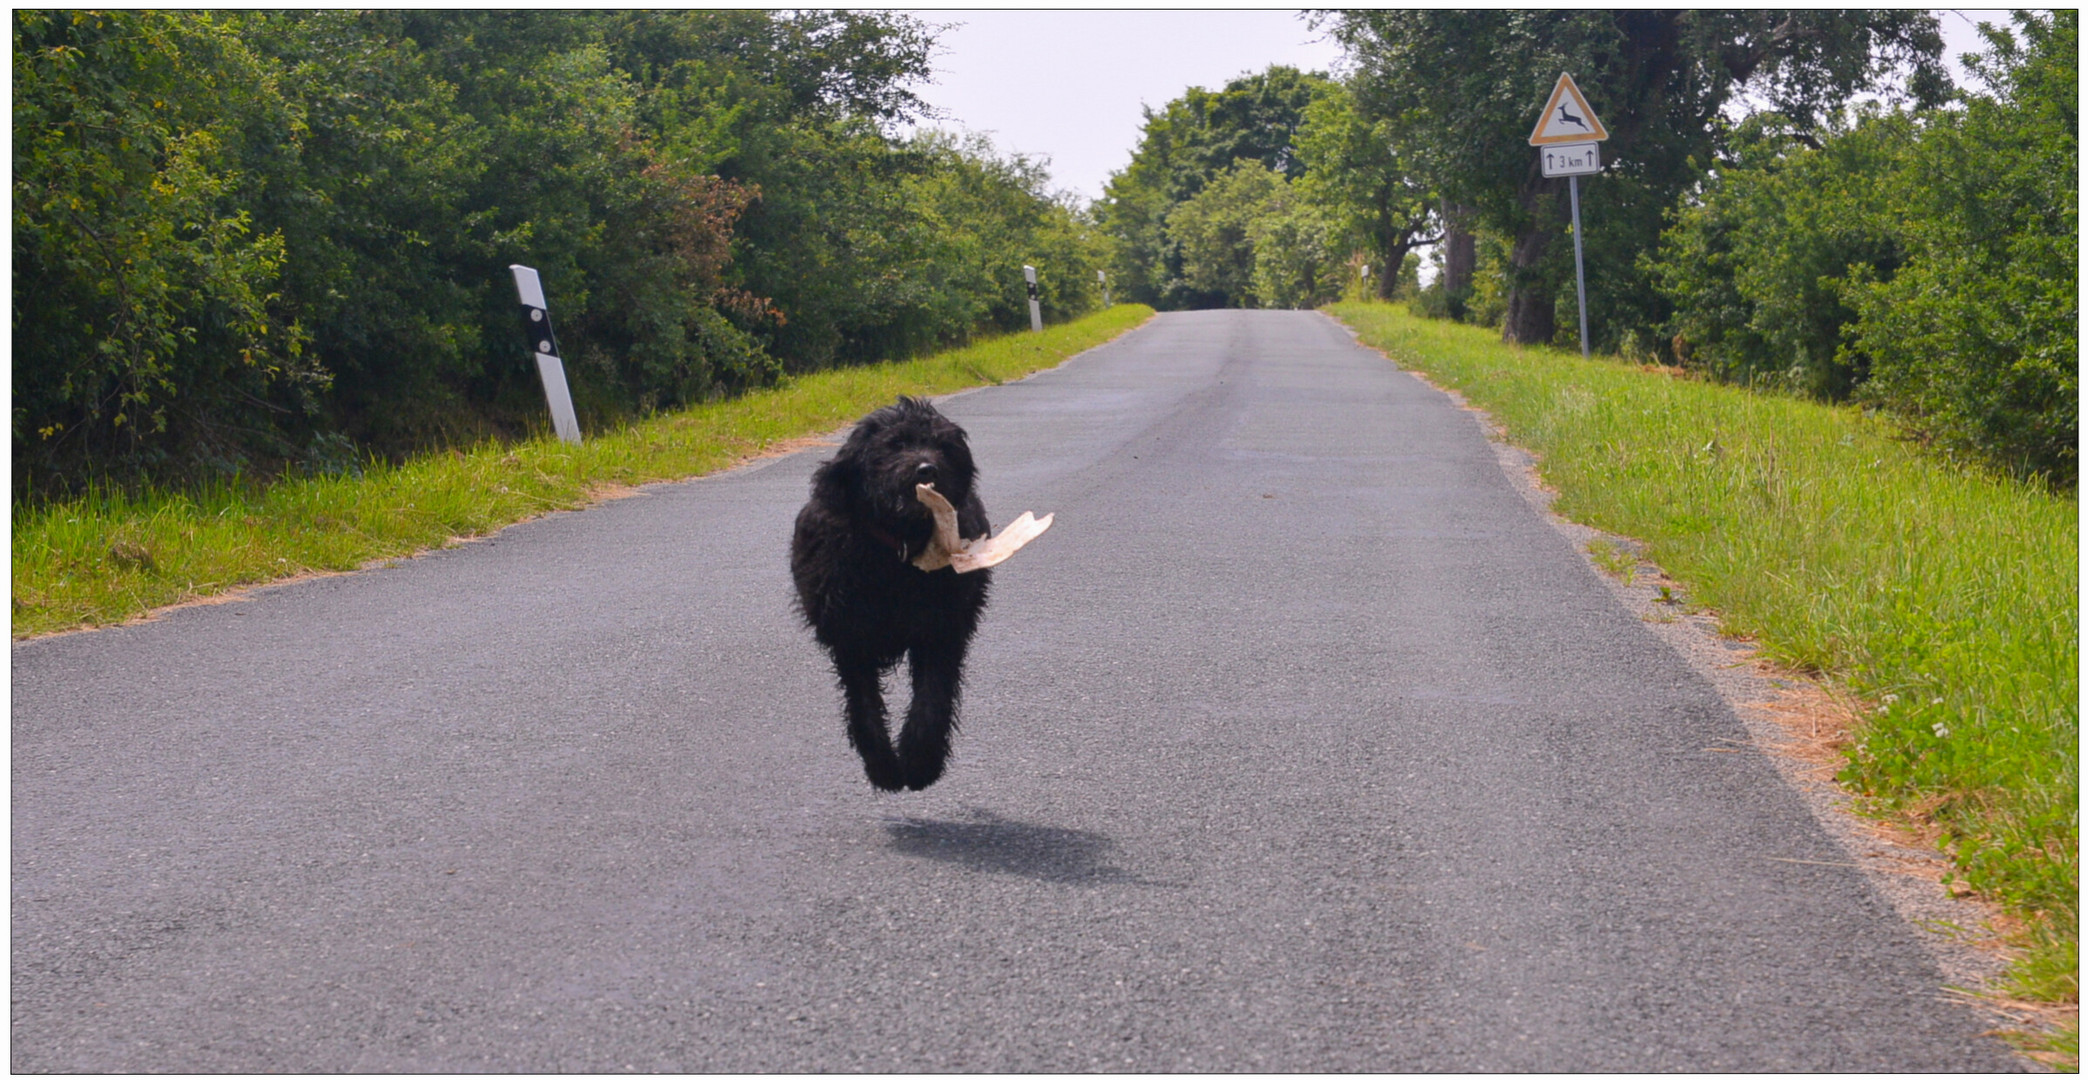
[12,305,1153,640]
[1329,301,2078,1058]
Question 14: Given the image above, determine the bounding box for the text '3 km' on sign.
[1541,142,1600,177]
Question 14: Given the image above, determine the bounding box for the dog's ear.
[937,421,977,482]
[810,456,863,515]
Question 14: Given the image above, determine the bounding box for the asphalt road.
[12,311,2017,1071]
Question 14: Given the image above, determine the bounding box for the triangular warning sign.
[1529,73,1608,145]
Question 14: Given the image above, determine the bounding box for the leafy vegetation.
[12,306,1151,639]
[1335,301,2077,1047]
[1096,65,1334,310]
[1324,10,1948,346]
[14,10,1105,496]
[1649,12,2076,486]
[1086,12,2073,489]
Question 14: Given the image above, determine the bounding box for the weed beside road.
[1331,302,2078,1055]
[11,306,1153,640]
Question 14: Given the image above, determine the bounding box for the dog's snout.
[914,462,939,484]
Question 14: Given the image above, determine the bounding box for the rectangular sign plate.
[1540,141,1601,177]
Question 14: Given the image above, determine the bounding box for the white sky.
[900,10,1344,203]
[900,9,2006,208]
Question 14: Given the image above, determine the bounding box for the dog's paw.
[899,751,947,791]
[861,753,909,792]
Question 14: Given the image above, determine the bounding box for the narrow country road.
[11,311,2017,1071]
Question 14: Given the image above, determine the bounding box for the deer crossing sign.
[1528,73,1608,145]
[1527,73,1607,359]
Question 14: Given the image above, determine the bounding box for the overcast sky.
[901,9,2009,207]
[900,10,1344,203]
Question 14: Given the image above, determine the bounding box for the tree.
[1249,196,1346,310]
[1648,110,1908,399]
[1166,160,1286,306]
[1098,66,1331,309]
[1291,82,1436,301]
[1647,11,2075,485]
[1325,10,1948,345]
[1846,11,2077,485]
[14,11,322,487]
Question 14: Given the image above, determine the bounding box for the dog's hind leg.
[897,638,967,790]
[835,653,906,791]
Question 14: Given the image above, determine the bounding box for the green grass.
[1330,302,2078,1027]
[12,305,1153,639]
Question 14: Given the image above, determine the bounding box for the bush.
[1648,12,2076,485]
[13,12,324,487]
[1846,12,2077,486]
[1648,111,1907,399]
[13,11,1106,496]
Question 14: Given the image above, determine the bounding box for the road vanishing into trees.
[12,311,2018,1071]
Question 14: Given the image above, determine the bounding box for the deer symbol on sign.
[1557,103,1591,131]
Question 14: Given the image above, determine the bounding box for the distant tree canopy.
[1097,65,1332,310]
[1325,9,1950,347]
[13,10,1105,495]
[1649,11,2077,484]
[1090,13,2068,487]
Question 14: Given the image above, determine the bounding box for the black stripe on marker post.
[519,303,562,360]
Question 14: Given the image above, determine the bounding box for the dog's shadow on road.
[882,808,1176,888]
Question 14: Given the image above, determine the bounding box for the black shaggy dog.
[792,397,991,791]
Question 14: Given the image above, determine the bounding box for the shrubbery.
[1166,10,2070,490]
[13,11,1104,495]
[1649,12,2076,485]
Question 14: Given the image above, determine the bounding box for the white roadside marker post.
[1098,269,1109,308]
[509,265,582,444]
[1024,264,1042,333]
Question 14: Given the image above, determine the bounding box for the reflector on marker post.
[509,265,582,444]
[1024,264,1042,333]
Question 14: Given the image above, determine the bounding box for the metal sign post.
[509,265,582,444]
[1024,265,1042,332]
[1529,74,1608,359]
[1568,176,1589,359]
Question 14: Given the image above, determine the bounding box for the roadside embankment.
[11,305,1154,640]
[1330,301,2078,1068]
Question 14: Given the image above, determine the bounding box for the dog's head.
[819,396,978,528]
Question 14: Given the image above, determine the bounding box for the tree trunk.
[1440,202,1476,316]
[1502,220,1556,345]
[1374,246,1400,300]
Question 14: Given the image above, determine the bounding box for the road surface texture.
[13,311,2018,1071]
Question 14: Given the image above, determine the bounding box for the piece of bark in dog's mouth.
[912,484,1053,573]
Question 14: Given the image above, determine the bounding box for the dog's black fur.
[791,397,991,791]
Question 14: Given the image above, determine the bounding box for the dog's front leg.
[834,652,906,791]
[897,638,967,790]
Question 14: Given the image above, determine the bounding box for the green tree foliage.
[1648,11,2076,485]
[1290,82,1435,301]
[1325,10,1947,346]
[1248,196,1348,311]
[1649,111,1908,400]
[1097,66,1331,309]
[1166,160,1286,306]
[14,10,1103,495]
[1847,11,2077,486]
[14,11,323,484]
